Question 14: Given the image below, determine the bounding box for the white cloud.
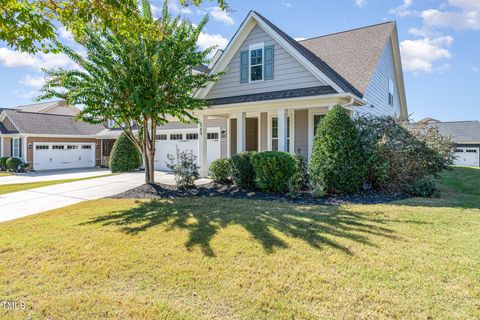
[58,26,74,41]
[355,0,367,8]
[421,0,480,31]
[197,32,229,52]
[0,47,76,70]
[167,0,192,15]
[207,7,234,25]
[294,37,306,41]
[281,1,293,8]
[13,89,38,99]
[389,0,416,17]
[400,36,454,73]
[19,75,45,89]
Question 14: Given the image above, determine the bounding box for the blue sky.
[0,0,479,121]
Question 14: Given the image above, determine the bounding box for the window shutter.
[19,138,22,158]
[10,138,13,156]
[240,50,249,83]
[264,45,274,80]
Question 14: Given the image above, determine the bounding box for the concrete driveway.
[0,171,211,223]
[0,168,112,185]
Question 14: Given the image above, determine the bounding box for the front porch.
[195,94,361,177]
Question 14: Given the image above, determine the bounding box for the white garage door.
[33,143,96,171]
[453,147,479,167]
[154,129,221,171]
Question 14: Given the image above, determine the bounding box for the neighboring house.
[1,11,408,174]
[0,102,104,170]
[421,119,480,167]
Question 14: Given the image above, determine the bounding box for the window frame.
[270,116,290,152]
[12,138,20,157]
[249,43,264,82]
[170,134,183,141]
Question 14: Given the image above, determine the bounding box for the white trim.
[22,137,27,162]
[32,142,96,171]
[248,43,264,83]
[195,11,347,99]
[226,115,231,158]
[0,137,3,157]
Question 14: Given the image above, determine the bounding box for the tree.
[0,0,229,53]
[38,1,222,184]
[308,105,367,195]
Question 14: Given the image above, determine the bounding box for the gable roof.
[15,101,63,113]
[299,21,396,96]
[1,109,105,136]
[431,121,480,143]
[254,12,363,97]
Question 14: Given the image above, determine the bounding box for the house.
[0,101,105,170]
[420,119,480,167]
[153,11,407,176]
[1,11,408,174]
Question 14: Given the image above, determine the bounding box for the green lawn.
[0,174,114,195]
[1,167,479,319]
[0,171,11,177]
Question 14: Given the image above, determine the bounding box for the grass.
[0,167,479,319]
[0,171,11,177]
[0,174,114,195]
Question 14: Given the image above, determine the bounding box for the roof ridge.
[7,109,78,119]
[298,21,396,43]
[15,100,62,108]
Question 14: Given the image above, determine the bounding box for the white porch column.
[198,115,208,177]
[236,112,246,153]
[277,109,288,152]
[226,115,231,158]
[0,137,3,157]
[22,137,28,163]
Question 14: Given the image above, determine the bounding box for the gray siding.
[356,37,401,117]
[260,112,268,151]
[206,25,326,100]
[294,110,308,158]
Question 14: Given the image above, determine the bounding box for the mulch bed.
[110,182,409,205]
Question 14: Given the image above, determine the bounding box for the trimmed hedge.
[230,151,256,189]
[0,157,8,171]
[6,157,22,172]
[251,151,297,193]
[109,133,142,173]
[209,158,232,184]
[308,105,366,195]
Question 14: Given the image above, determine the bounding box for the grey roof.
[14,101,63,113]
[2,109,105,136]
[193,64,210,74]
[431,121,480,143]
[298,21,396,96]
[207,85,336,106]
[254,12,362,97]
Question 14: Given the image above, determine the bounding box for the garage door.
[453,147,479,167]
[33,143,96,171]
[154,129,221,171]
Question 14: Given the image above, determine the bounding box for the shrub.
[167,148,199,189]
[209,158,232,184]
[0,157,8,171]
[230,151,256,189]
[292,153,309,191]
[18,162,30,172]
[109,133,142,173]
[251,151,297,193]
[355,115,454,194]
[406,175,439,198]
[308,105,367,195]
[6,157,22,172]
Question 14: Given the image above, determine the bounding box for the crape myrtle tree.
[37,1,222,184]
[0,0,229,53]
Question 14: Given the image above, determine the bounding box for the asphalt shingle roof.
[431,121,480,143]
[14,101,63,113]
[2,109,105,136]
[298,21,396,96]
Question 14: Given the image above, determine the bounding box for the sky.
[0,0,479,121]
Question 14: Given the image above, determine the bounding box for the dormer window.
[250,45,263,81]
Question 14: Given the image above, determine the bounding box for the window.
[67,145,78,150]
[466,149,478,153]
[207,133,219,140]
[52,145,65,150]
[12,138,20,157]
[81,145,92,149]
[388,78,394,106]
[156,134,167,140]
[313,114,326,136]
[36,145,49,150]
[186,133,198,140]
[454,149,464,153]
[170,134,183,140]
[271,117,290,152]
[250,48,263,81]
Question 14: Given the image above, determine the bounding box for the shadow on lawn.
[85,198,398,257]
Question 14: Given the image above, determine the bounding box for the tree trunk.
[143,118,152,185]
